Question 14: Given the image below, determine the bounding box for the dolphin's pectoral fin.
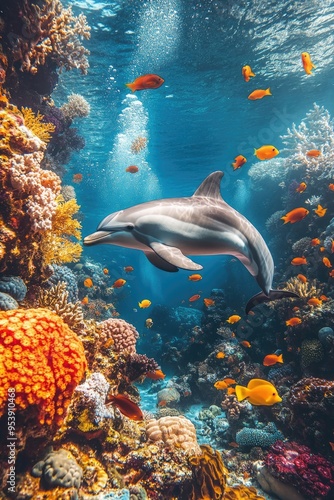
[149,242,203,271]
[246,290,299,314]
[144,251,179,272]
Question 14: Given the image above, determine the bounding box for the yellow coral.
[40,195,82,265]
[21,107,55,143]
[189,444,228,499]
[224,485,265,499]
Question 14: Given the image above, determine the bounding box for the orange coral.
[0,308,87,426]
[20,107,55,143]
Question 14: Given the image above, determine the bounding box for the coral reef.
[48,264,79,303]
[300,339,324,370]
[265,440,334,498]
[0,292,19,310]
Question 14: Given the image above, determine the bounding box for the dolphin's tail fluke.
[246,290,299,314]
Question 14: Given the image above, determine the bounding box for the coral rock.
[32,447,83,489]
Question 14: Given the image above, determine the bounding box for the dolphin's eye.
[127,224,134,230]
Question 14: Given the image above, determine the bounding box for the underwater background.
[1,0,334,499]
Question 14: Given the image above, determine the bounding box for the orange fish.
[126,74,164,92]
[106,394,143,421]
[188,274,202,281]
[227,315,241,324]
[112,278,126,288]
[307,297,322,307]
[306,149,321,157]
[232,155,247,170]
[240,340,251,348]
[286,317,302,326]
[103,268,109,275]
[227,387,236,395]
[310,238,320,246]
[84,278,93,287]
[292,306,300,312]
[263,353,284,367]
[331,240,334,254]
[158,400,168,407]
[228,442,239,448]
[81,296,89,304]
[320,295,329,301]
[216,351,226,359]
[125,165,139,173]
[254,145,279,160]
[291,257,307,266]
[248,88,272,100]
[124,266,134,273]
[295,182,307,193]
[214,378,236,390]
[72,173,83,183]
[189,294,201,302]
[329,442,334,451]
[297,274,307,283]
[323,257,332,268]
[320,246,326,252]
[242,65,255,82]
[146,369,165,380]
[281,207,309,224]
[204,298,215,307]
[301,52,315,74]
[330,270,334,278]
[314,205,327,217]
[329,184,334,191]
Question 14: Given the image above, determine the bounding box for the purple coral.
[265,440,334,498]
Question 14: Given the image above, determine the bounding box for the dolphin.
[84,171,298,312]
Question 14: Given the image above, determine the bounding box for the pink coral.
[99,318,139,355]
[265,441,334,498]
[9,151,61,232]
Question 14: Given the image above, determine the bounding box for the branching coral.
[61,94,91,120]
[39,195,82,265]
[8,0,91,75]
[283,277,321,298]
[0,308,87,426]
[281,103,334,179]
[38,282,84,331]
[20,107,56,143]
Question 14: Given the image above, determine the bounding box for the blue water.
[54,0,334,326]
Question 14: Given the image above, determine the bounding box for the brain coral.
[99,318,139,355]
[32,448,83,488]
[146,415,201,455]
[0,308,87,425]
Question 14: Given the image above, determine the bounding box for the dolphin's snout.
[83,231,111,246]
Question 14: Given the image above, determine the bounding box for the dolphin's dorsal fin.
[192,171,224,199]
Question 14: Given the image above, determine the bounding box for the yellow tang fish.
[235,378,282,406]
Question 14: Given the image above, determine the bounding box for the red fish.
[112,279,126,288]
[263,353,283,366]
[106,394,143,421]
[126,165,139,173]
[291,257,307,266]
[295,182,307,193]
[73,173,83,183]
[189,294,201,302]
[124,266,134,273]
[126,74,164,92]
